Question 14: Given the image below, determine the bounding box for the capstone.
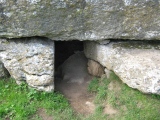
[0,0,160,40]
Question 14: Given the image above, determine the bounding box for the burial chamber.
[0,0,160,94]
[0,38,160,95]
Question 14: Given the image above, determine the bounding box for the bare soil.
[36,76,120,120]
[37,108,53,120]
[55,76,96,115]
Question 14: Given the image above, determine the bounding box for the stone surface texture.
[0,62,8,78]
[57,52,90,84]
[84,41,160,94]
[0,38,55,92]
[87,59,104,77]
[0,0,160,40]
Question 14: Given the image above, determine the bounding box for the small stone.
[105,68,111,78]
[87,59,105,77]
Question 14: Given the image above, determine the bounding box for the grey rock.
[0,0,160,40]
[0,38,55,92]
[57,52,90,84]
[0,61,9,78]
[84,41,160,94]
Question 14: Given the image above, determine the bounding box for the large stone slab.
[84,41,160,94]
[0,38,55,92]
[0,0,160,40]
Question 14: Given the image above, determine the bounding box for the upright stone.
[84,41,160,95]
[0,38,55,92]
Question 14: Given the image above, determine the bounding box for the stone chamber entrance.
[54,40,95,114]
[54,41,84,70]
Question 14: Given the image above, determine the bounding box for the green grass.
[87,72,160,120]
[0,78,77,120]
[0,72,160,120]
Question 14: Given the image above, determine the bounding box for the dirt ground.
[36,76,119,120]
[34,76,95,120]
[55,76,96,115]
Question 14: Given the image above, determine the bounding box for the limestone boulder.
[84,41,160,94]
[0,0,160,40]
[0,38,55,92]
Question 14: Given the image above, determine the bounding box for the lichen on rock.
[0,37,55,92]
[84,41,160,95]
[0,62,9,78]
[0,0,160,40]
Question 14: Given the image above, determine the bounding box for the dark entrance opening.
[54,40,95,115]
[54,40,86,90]
[54,40,84,70]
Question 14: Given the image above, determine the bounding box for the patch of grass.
[0,78,78,120]
[88,77,99,92]
[88,72,160,120]
[1,72,160,120]
[88,76,110,103]
[114,84,160,120]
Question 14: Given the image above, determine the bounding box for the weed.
[87,77,99,92]
[88,77,110,103]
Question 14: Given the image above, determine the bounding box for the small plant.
[88,77,99,92]
[95,86,107,101]
[27,88,38,100]
[88,77,110,103]
[95,105,104,114]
